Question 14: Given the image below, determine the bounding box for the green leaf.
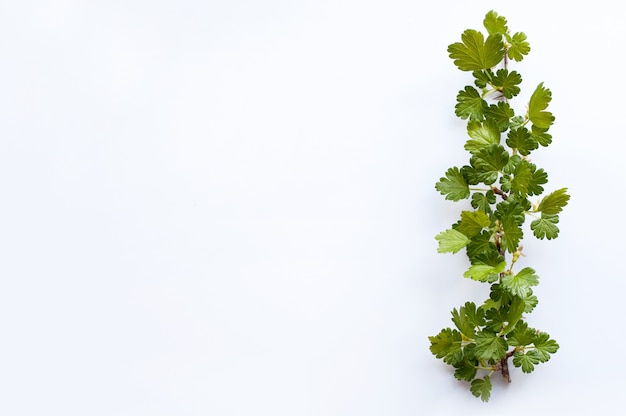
[528,82,555,129]
[451,302,485,338]
[455,86,487,120]
[448,30,505,71]
[483,10,508,35]
[502,154,522,175]
[491,69,522,99]
[538,188,570,214]
[511,159,533,197]
[531,125,552,146]
[531,213,561,239]
[501,216,523,253]
[527,166,548,196]
[513,350,540,373]
[484,102,514,132]
[508,32,531,61]
[454,359,478,381]
[521,291,539,313]
[470,376,492,402]
[435,167,470,201]
[435,229,470,253]
[495,199,525,252]
[484,307,506,332]
[429,328,463,364]
[473,69,492,88]
[475,330,508,361]
[463,302,486,330]
[506,127,538,156]
[507,321,535,347]
[471,249,505,267]
[532,332,559,361]
[495,199,525,225]
[483,295,524,334]
[471,190,496,213]
[458,210,492,237]
[470,144,509,184]
[501,295,526,335]
[464,261,506,283]
[465,120,501,154]
[466,231,498,260]
[502,267,539,297]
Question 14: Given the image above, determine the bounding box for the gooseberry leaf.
[428,328,463,365]
[528,167,548,196]
[458,210,492,238]
[538,188,570,214]
[464,261,506,283]
[491,69,522,98]
[470,376,492,402]
[506,127,538,156]
[483,10,508,35]
[435,167,470,201]
[456,86,487,120]
[532,332,559,361]
[507,320,535,347]
[448,29,505,71]
[474,330,508,361]
[501,267,539,297]
[508,32,531,61]
[528,82,555,129]
[435,229,470,253]
[470,144,509,184]
[513,350,540,373]
[484,101,514,132]
[454,359,478,381]
[470,190,496,213]
[451,302,485,338]
[510,159,533,197]
[531,214,560,240]
[465,120,501,154]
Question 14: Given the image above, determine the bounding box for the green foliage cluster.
[428,11,568,402]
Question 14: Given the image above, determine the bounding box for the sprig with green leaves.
[428,10,568,402]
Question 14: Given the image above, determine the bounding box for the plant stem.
[498,349,516,383]
[491,186,508,200]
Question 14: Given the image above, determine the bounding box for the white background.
[0,1,623,414]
